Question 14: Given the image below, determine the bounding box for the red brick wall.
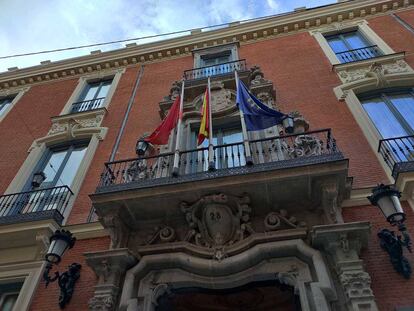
[343,202,414,311]
[368,11,414,69]
[29,237,110,311]
[0,78,78,193]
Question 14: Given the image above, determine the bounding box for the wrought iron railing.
[71,97,105,113]
[336,45,382,64]
[378,135,414,177]
[0,185,73,224]
[183,59,247,80]
[98,129,338,188]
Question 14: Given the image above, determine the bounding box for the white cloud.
[0,0,335,72]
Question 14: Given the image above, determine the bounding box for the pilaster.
[312,222,378,311]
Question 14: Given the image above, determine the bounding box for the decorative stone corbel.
[321,181,344,224]
[248,65,276,108]
[312,222,378,311]
[85,248,138,311]
[99,213,130,249]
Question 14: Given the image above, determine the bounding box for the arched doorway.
[155,280,301,311]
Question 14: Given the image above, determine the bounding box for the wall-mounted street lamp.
[368,184,412,279]
[43,229,81,309]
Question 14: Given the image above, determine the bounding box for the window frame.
[0,88,29,123]
[360,88,414,138]
[59,68,124,115]
[311,20,395,65]
[193,43,239,69]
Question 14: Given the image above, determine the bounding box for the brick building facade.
[1,0,414,310]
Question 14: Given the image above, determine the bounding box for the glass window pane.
[363,99,408,138]
[389,94,414,131]
[96,82,111,99]
[57,147,87,187]
[0,98,12,116]
[1,293,19,311]
[343,32,369,49]
[80,84,100,101]
[42,150,67,183]
[327,36,348,53]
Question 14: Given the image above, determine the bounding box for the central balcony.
[92,129,349,230]
[97,129,341,192]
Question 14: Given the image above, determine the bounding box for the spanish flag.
[197,88,209,145]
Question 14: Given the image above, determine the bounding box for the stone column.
[85,248,137,311]
[312,222,378,311]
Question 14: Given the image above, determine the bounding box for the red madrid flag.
[145,95,181,145]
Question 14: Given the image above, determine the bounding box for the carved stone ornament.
[99,214,129,249]
[89,296,115,311]
[340,271,374,300]
[169,80,181,100]
[192,81,236,115]
[337,60,411,85]
[284,134,323,158]
[48,109,105,137]
[249,65,270,86]
[180,193,254,257]
[264,209,307,231]
[146,225,176,245]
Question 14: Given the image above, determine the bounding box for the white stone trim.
[343,90,394,183]
[5,117,108,224]
[0,261,44,311]
[310,20,395,65]
[0,87,29,123]
[120,239,336,311]
[59,68,125,115]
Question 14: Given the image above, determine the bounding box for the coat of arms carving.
[180,193,253,251]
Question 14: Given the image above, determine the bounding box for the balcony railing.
[0,185,73,225]
[336,45,382,64]
[378,135,414,178]
[183,59,247,80]
[97,129,341,191]
[71,97,105,113]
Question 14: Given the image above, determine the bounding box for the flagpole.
[234,70,253,165]
[172,79,185,176]
[207,76,215,171]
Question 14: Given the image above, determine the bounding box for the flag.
[145,95,181,145]
[197,88,209,145]
[236,80,287,131]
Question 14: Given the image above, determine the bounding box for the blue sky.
[0,0,336,72]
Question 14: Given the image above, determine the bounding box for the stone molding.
[333,53,414,100]
[85,248,138,311]
[0,1,412,90]
[312,222,378,311]
[119,239,336,311]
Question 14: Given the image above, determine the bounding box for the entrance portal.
[155,280,301,311]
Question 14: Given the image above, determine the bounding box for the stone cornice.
[0,0,413,90]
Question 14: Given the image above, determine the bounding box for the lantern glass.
[377,194,405,224]
[136,139,149,156]
[283,117,294,134]
[32,172,46,188]
[45,230,75,264]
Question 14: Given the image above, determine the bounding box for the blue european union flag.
[236,80,287,131]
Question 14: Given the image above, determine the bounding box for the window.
[0,97,14,117]
[361,89,414,163]
[32,142,88,190]
[71,79,113,113]
[325,31,382,63]
[0,281,23,311]
[187,123,245,172]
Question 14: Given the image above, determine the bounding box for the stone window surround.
[59,68,125,115]
[4,110,108,224]
[311,20,395,65]
[0,261,44,311]
[335,66,414,186]
[0,86,29,123]
[192,43,239,69]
